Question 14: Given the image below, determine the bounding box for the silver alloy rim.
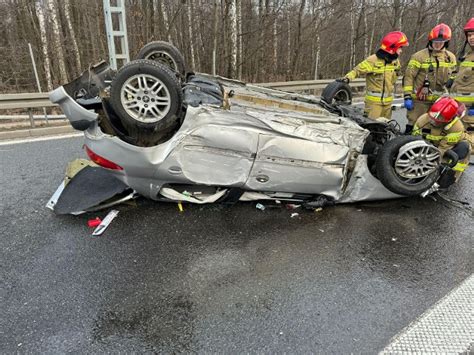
[394,141,440,180]
[120,74,171,123]
[332,89,350,104]
[144,51,178,71]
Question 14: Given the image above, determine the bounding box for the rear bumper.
[49,86,98,131]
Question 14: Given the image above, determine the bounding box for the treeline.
[0,0,473,93]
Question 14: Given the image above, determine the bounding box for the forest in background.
[0,0,473,93]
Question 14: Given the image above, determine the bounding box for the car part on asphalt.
[53,166,131,215]
[136,41,187,77]
[376,136,441,196]
[92,210,119,236]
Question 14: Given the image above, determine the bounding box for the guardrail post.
[28,43,49,126]
[28,108,35,128]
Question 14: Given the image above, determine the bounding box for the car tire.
[136,41,186,76]
[321,81,352,105]
[109,59,183,145]
[376,135,440,196]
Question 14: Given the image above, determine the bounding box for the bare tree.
[1,0,473,94]
[186,0,196,69]
[229,0,237,77]
[47,0,68,84]
[64,0,81,73]
[35,0,52,91]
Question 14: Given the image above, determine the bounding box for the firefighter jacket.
[403,48,457,101]
[344,54,400,104]
[412,113,468,173]
[451,48,474,106]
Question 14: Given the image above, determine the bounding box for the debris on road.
[315,207,323,212]
[87,217,102,228]
[178,202,184,212]
[290,212,299,218]
[256,203,266,211]
[286,204,301,210]
[92,210,119,236]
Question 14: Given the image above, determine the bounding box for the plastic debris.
[275,200,281,204]
[256,203,266,211]
[318,229,324,232]
[290,212,299,218]
[286,204,301,210]
[92,210,119,236]
[87,217,102,228]
[178,202,184,212]
[315,207,323,212]
[391,238,397,241]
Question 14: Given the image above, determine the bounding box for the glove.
[335,77,349,83]
[404,97,414,111]
[443,149,459,168]
[468,108,474,116]
[416,79,431,101]
[445,78,454,89]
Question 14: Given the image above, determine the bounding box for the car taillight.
[85,145,123,170]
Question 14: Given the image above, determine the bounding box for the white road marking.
[381,274,474,354]
[0,133,83,146]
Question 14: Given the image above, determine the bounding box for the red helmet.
[428,97,464,124]
[428,23,452,42]
[380,31,409,54]
[464,17,474,34]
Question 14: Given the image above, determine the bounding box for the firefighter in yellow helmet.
[403,24,457,133]
[451,17,474,150]
[338,31,409,120]
[412,97,470,187]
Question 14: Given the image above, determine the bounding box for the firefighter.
[412,97,470,187]
[337,31,409,119]
[451,17,474,150]
[403,23,457,133]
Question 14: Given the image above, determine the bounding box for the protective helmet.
[380,31,409,54]
[428,23,452,42]
[464,17,474,34]
[428,97,464,125]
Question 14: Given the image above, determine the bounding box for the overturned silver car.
[48,42,446,214]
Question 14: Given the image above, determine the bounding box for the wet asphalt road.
[1,136,473,353]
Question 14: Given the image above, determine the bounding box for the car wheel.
[136,41,186,76]
[321,81,352,105]
[109,59,183,145]
[376,136,441,196]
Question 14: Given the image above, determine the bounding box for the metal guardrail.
[0,92,56,128]
[259,78,403,92]
[0,78,404,128]
[0,93,56,110]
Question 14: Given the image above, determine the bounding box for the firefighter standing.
[412,97,470,187]
[339,31,409,119]
[403,24,457,132]
[451,17,474,149]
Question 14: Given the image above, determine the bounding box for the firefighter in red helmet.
[338,31,408,119]
[451,17,474,150]
[403,24,457,133]
[412,97,470,187]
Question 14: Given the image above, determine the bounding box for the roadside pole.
[28,43,49,126]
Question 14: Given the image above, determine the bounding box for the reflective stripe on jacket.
[412,113,466,154]
[344,54,400,104]
[451,49,474,105]
[403,48,457,101]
